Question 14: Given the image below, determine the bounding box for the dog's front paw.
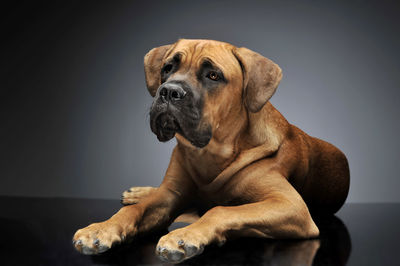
[156,227,207,263]
[72,222,126,255]
[121,186,156,205]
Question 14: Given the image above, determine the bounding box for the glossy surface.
[0,197,398,265]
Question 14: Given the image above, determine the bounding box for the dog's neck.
[246,102,288,148]
[176,102,289,189]
[175,110,245,185]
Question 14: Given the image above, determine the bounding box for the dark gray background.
[1,0,399,203]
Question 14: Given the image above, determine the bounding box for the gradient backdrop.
[1,0,399,203]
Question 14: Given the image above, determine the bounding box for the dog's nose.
[159,83,186,102]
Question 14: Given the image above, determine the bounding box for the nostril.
[159,84,186,101]
[171,90,180,99]
[160,88,168,97]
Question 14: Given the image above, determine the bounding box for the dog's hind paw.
[120,186,157,205]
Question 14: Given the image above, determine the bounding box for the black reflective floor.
[0,197,398,265]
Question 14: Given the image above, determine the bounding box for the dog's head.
[144,39,282,148]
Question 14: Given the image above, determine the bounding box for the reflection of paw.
[72,222,125,255]
[156,228,207,263]
[121,186,156,205]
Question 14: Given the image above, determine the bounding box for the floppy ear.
[144,44,172,97]
[233,47,282,112]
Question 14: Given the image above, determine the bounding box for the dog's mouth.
[154,113,181,142]
[151,112,212,148]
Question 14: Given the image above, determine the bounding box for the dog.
[73,39,350,263]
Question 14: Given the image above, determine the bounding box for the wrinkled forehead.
[166,39,241,76]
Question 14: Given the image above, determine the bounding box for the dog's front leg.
[156,171,319,263]
[72,148,194,255]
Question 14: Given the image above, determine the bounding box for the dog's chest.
[194,185,245,208]
[194,189,227,208]
[186,143,236,185]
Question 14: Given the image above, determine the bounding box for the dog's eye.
[163,64,173,74]
[206,71,220,81]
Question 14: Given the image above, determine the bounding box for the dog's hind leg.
[121,186,157,205]
[121,186,201,224]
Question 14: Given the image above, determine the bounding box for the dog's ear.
[233,47,282,112]
[144,44,172,97]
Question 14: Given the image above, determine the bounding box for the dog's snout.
[159,83,186,102]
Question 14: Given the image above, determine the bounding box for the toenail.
[170,250,184,261]
[160,247,168,256]
[98,245,109,253]
[218,239,226,247]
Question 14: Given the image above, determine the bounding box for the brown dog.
[73,39,350,263]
